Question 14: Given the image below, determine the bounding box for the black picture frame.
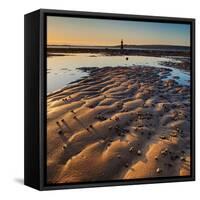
[24,9,195,191]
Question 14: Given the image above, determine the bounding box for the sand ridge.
[47,66,190,184]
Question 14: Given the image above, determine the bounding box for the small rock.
[161,150,167,156]
[89,124,93,128]
[63,143,67,149]
[125,163,129,168]
[160,135,166,140]
[57,130,63,135]
[154,156,158,160]
[156,168,162,173]
[180,156,186,161]
[137,150,142,155]
[170,132,177,137]
[115,116,120,121]
[129,146,134,152]
[107,143,111,147]
[181,150,185,154]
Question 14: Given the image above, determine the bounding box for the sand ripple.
[47,66,190,184]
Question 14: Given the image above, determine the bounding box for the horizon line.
[47,43,190,47]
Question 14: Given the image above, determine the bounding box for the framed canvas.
[24,9,195,190]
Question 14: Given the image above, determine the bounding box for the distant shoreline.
[47,45,190,57]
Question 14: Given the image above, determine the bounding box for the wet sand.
[47,66,190,184]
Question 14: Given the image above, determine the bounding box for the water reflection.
[47,53,190,94]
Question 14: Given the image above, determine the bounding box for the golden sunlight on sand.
[47,66,190,184]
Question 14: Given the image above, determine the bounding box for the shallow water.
[47,53,190,94]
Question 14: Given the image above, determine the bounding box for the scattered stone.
[115,116,120,121]
[57,130,63,135]
[156,168,162,173]
[89,124,93,128]
[161,149,167,156]
[170,132,177,137]
[170,154,179,161]
[129,146,134,152]
[160,135,167,140]
[137,150,142,155]
[56,121,60,127]
[95,114,107,121]
[180,156,186,161]
[154,156,158,161]
[63,143,67,149]
[176,127,183,133]
[125,163,129,168]
[107,142,111,147]
[173,76,180,79]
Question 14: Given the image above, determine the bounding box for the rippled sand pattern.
[47,66,190,184]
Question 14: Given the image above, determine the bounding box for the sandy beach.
[47,65,190,184]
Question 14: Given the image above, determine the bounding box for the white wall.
[0,0,199,198]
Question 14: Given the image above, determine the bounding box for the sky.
[47,16,190,46]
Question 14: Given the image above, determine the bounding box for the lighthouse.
[121,39,124,50]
